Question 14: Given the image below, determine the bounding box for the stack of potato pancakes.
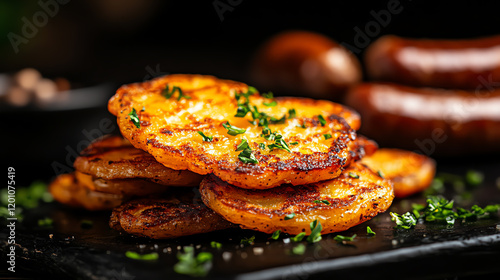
[50,74,409,239]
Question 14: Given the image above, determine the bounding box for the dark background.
[1,0,500,186]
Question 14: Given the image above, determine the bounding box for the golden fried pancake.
[75,171,169,196]
[108,74,362,189]
[360,148,436,198]
[110,189,234,239]
[74,135,203,187]
[200,162,394,235]
[49,173,125,211]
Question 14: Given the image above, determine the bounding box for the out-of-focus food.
[108,74,363,189]
[252,31,362,100]
[345,83,500,155]
[360,148,436,198]
[1,68,71,107]
[74,135,203,186]
[365,35,500,89]
[200,162,394,235]
[110,189,234,239]
[49,173,125,211]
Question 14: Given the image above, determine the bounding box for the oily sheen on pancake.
[108,74,362,189]
[200,162,394,235]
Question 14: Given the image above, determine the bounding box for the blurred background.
[1,0,500,185]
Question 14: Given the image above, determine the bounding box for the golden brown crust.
[108,74,362,189]
[109,189,234,239]
[73,135,203,187]
[49,173,125,211]
[200,162,394,235]
[360,148,436,198]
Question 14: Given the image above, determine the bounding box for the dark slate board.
[2,161,500,280]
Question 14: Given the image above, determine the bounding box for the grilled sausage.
[365,35,500,89]
[345,83,500,155]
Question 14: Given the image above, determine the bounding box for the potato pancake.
[110,188,234,239]
[49,173,125,211]
[360,148,436,198]
[200,162,394,235]
[75,171,169,196]
[108,74,362,189]
[74,135,203,187]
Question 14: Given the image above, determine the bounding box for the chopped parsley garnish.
[263,100,277,107]
[291,232,306,242]
[197,131,213,142]
[465,170,484,186]
[174,246,212,277]
[323,134,332,140]
[236,138,249,151]
[125,251,159,261]
[292,244,306,255]
[307,219,322,243]
[334,234,357,243]
[297,122,307,129]
[38,217,53,227]
[290,141,299,145]
[128,108,141,128]
[348,172,360,179]
[141,106,145,112]
[266,132,291,153]
[258,143,266,150]
[313,200,331,205]
[390,212,417,229]
[222,121,246,136]
[210,241,222,249]
[377,170,384,178]
[262,91,274,99]
[238,148,259,164]
[271,230,281,240]
[162,85,190,101]
[80,220,93,229]
[284,213,296,220]
[318,115,326,126]
[288,109,296,119]
[240,236,255,245]
[367,226,376,235]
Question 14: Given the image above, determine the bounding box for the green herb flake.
[306,219,322,243]
[126,251,159,261]
[348,172,360,179]
[258,143,266,150]
[263,100,277,107]
[465,170,484,186]
[262,91,274,99]
[291,244,306,255]
[210,241,222,249]
[290,141,299,145]
[288,109,296,119]
[318,115,326,126]
[38,217,53,227]
[333,234,357,243]
[284,213,296,220]
[323,134,332,140]
[313,200,331,205]
[174,246,212,277]
[80,220,93,229]
[238,148,259,164]
[390,212,417,229]
[141,106,146,112]
[367,226,376,236]
[222,121,246,136]
[377,170,384,178]
[240,236,255,246]
[271,230,281,240]
[197,131,213,142]
[236,138,249,151]
[290,232,306,242]
[128,108,141,128]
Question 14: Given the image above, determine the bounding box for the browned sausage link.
[365,35,500,89]
[345,83,500,156]
[252,31,362,100]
